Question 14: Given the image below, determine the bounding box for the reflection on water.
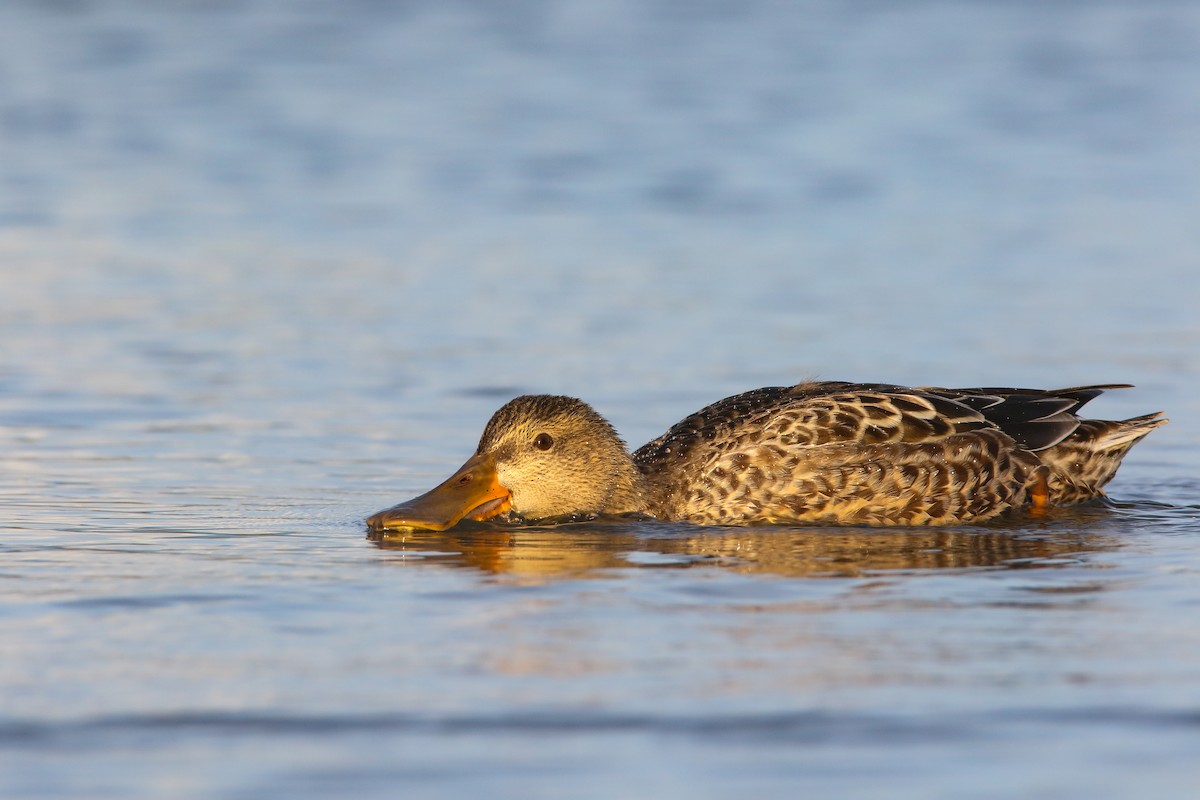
[369,509,1119,581]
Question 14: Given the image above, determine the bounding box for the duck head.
[366,395,647,532]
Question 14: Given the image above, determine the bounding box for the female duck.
[366,381,1165,531]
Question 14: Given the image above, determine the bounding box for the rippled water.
[3,1,1200,797]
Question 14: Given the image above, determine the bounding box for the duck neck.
[600,454,651,516]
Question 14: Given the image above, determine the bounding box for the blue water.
[2,1,1199,797]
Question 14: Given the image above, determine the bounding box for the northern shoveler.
[366,382,1166,531]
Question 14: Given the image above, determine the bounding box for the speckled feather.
[630,382,1166,526]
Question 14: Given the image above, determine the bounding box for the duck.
[366,381,1166,531]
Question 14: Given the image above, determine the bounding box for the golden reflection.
[369,510,1118,582]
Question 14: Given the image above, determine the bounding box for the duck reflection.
[368,507,1118,581]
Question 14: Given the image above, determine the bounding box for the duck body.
[366,381,1166,532]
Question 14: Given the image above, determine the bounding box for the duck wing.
[917,384,1132,451]
[634,382,1045,526]
[633,381,996,464]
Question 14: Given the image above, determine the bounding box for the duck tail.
[1038,412,1168,504]
[1085,412,1170,451]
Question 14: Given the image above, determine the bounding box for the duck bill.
[366,452,513,532]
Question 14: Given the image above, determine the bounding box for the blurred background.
[3,1,1196,443]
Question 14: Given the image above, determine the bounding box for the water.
[3,1,1200,797]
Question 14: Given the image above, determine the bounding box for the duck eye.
[533,433,554,451]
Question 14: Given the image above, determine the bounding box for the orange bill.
[366,452,513,532]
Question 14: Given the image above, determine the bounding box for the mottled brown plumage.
[366,382,1166,531]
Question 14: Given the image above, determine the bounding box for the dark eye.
[533,433,554,451]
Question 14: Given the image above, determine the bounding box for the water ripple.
[3,706,1197,750]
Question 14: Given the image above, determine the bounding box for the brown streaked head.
[367,395,647,533]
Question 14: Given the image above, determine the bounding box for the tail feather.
[1039,412,1168,504]
[1088,412,1169,450]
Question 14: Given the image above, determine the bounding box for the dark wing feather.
[920,384,1132,452]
